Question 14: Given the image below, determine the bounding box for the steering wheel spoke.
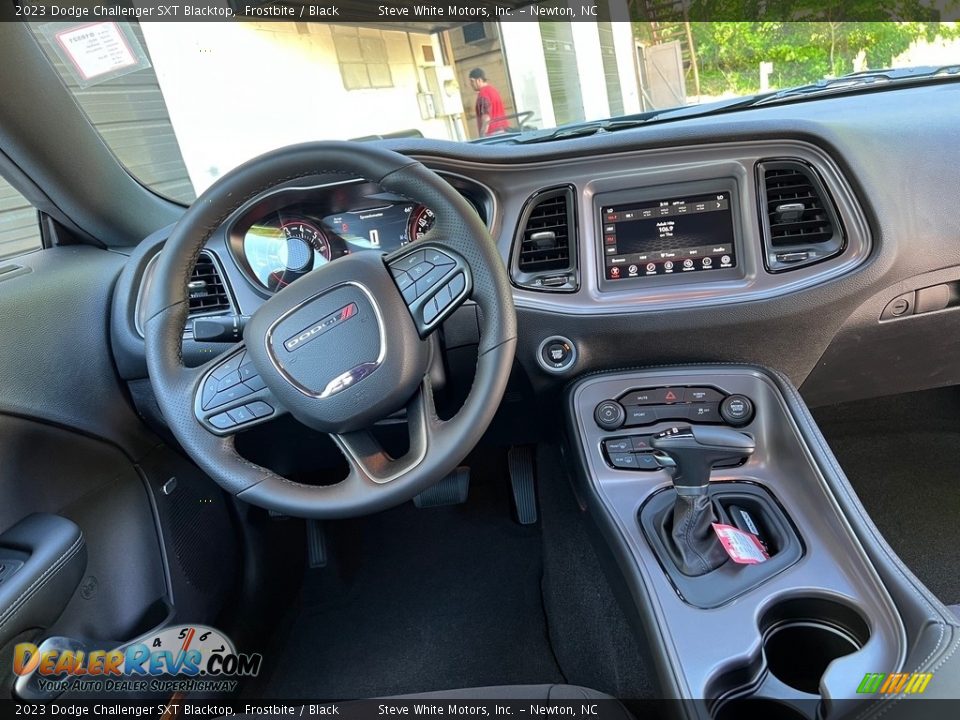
[193,343,288,435]
[332,376,440,485]
[386,244,472,338]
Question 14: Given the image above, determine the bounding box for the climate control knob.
[594,400,626,430]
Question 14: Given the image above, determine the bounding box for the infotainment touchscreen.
[601,191,736,281]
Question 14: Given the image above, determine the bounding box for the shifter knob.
[651,425,755,490]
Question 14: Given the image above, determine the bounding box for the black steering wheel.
[143,142,517,518]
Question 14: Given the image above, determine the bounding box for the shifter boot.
[664,491,728,576]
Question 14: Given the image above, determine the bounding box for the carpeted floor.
[813,389,960,605]
[250,453,565,699]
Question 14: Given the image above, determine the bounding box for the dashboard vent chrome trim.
[758,159,845,273]
[511,185,578,292]
[188,251,231,315]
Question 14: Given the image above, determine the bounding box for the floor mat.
[251,458,564,699]
[815,391,960,605]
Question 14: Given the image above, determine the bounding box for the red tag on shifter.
[712,523,770,564]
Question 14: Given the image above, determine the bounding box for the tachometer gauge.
[406,205,436,242]
[243,218,333,292]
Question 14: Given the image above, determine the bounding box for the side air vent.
[758,160,845,272]
[188,252,231,315]
[511,185,578,292]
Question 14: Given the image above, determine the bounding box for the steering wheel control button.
[211,351,245,380]
[389,247,472,338]
[720,394,755,426]
[209,413,235,430]
[201,382,218,409]
[391,250,424,272]
[401,283,418,303]
[448,272,466,297]
[243,374,266,392]
[391,270,414,291]
[210,383,254,408]
[425,249,455,266]
[227,406,255,425]
[247,401,274,418]
[415,265,451,296]
[217,371,242,391]
[537,335,577,373]
[594,400,626,430]
[422,298,440,324]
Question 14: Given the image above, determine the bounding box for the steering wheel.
[142,142,517,518]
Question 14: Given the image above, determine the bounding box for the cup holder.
[708,596,871,717]
[714,698,811,720]
[760,597,870,695]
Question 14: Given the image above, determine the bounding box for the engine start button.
[537,335,577,373]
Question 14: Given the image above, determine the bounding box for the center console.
[565,366,960,717]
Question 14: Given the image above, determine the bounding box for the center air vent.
[758,160,845,272]
[512,185,578,292]
[188,252,231,315]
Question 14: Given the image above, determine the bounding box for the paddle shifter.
[651,426,756,576]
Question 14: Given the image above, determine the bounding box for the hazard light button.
[621,387,684,405]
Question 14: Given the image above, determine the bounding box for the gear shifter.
[651,426,756,576]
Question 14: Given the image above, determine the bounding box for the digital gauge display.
[242,219,335,292]
[320,203,435,252]
[239,201,442,293]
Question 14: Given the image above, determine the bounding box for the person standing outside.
[468,68,509,136]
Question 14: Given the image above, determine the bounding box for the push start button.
[537,336,577,373]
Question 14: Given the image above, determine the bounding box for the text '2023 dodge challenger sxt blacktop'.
[1,4,960,720]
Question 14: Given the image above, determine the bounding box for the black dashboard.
[112,81,960,411]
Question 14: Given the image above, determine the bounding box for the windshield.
[30,14,960,203]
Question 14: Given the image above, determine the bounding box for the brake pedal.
[507,446,538,525]
[414,466,470,508]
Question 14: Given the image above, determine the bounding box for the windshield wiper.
[510,114,660,144]
[753,65,960,105]
[505,65,960,145]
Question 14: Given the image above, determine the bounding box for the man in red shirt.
[468,68,510,136]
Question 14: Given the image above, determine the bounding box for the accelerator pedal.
[414,466,470,508]
[507,446,538,525]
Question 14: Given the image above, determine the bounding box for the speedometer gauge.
[407,205,436,242]
[243,218,333,292]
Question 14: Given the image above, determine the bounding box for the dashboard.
[113,81,960,410]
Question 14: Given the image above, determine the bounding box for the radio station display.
[601,191,736,281]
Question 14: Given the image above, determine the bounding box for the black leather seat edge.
[232,686,631,720]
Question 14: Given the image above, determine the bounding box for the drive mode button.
[624,406,659,426]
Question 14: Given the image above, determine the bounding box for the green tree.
[677,21,956,97]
